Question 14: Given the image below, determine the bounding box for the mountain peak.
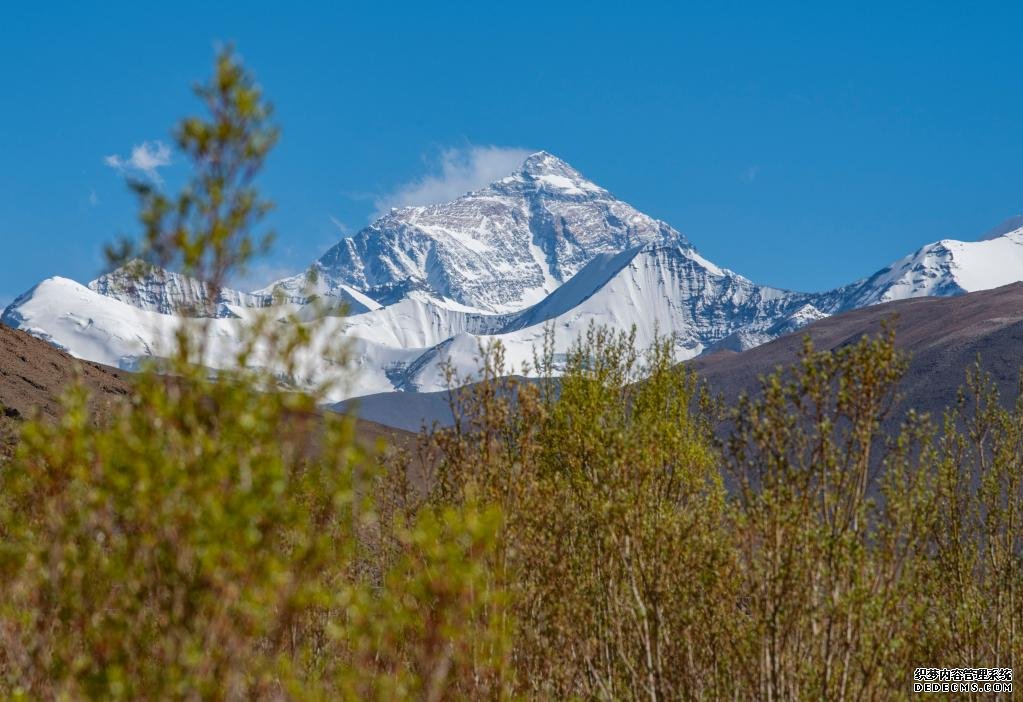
[498,150,607,198]
[520,150,570,172]
[517,150,588,180]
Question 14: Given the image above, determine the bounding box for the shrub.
[0,48,508,700]
[425,326,1023,699]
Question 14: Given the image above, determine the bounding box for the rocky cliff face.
[267,152,683,312]
[88,264,267,318]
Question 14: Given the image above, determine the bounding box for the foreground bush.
[0,372,509,699]
[423,327,1023,700]
[418,327,734,698]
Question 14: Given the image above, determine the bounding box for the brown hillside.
[0,324,415,457]
[690,281,1023,419]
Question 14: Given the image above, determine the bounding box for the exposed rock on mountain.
[267,152,683,313]
[88,263,266,317]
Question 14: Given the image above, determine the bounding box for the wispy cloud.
[88,189,100,206]
[741,165,760,184]
[104,140,172,183]
[329,215,350,235]
[372,145,532,219]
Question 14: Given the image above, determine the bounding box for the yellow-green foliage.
[1,45,1021,702]
[0,370,508,698]
[424,327,1023,700]
[0,48,508,700]
[423,326,735,698]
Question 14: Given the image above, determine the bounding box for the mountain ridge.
[338,282,1023,432]
[5,150,1023,402]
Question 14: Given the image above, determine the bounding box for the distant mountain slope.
[690,281,1023,420]
[834,220,1023,309]
[338,283,1023,431]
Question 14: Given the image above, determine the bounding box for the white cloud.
[741,165,760,184]
[329,215,350,234]
[88,189,100,206]
[373,145,532,219]
[104,141,172,183]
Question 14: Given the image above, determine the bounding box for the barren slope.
[0,323,414,457]
[690,281,1023,419]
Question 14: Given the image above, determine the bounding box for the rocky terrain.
[0,324,131,456]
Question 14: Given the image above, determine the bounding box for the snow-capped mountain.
[266,152,681,313]
[2,276,193,368]
[3,150,1022,403]
[366,243,823,393]
[88,262,384,318]
[834,220,1023,309]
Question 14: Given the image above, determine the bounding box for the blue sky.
[2,1,1022,308]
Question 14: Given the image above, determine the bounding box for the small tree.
[0,48,509,700]
[426,325,734,699]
